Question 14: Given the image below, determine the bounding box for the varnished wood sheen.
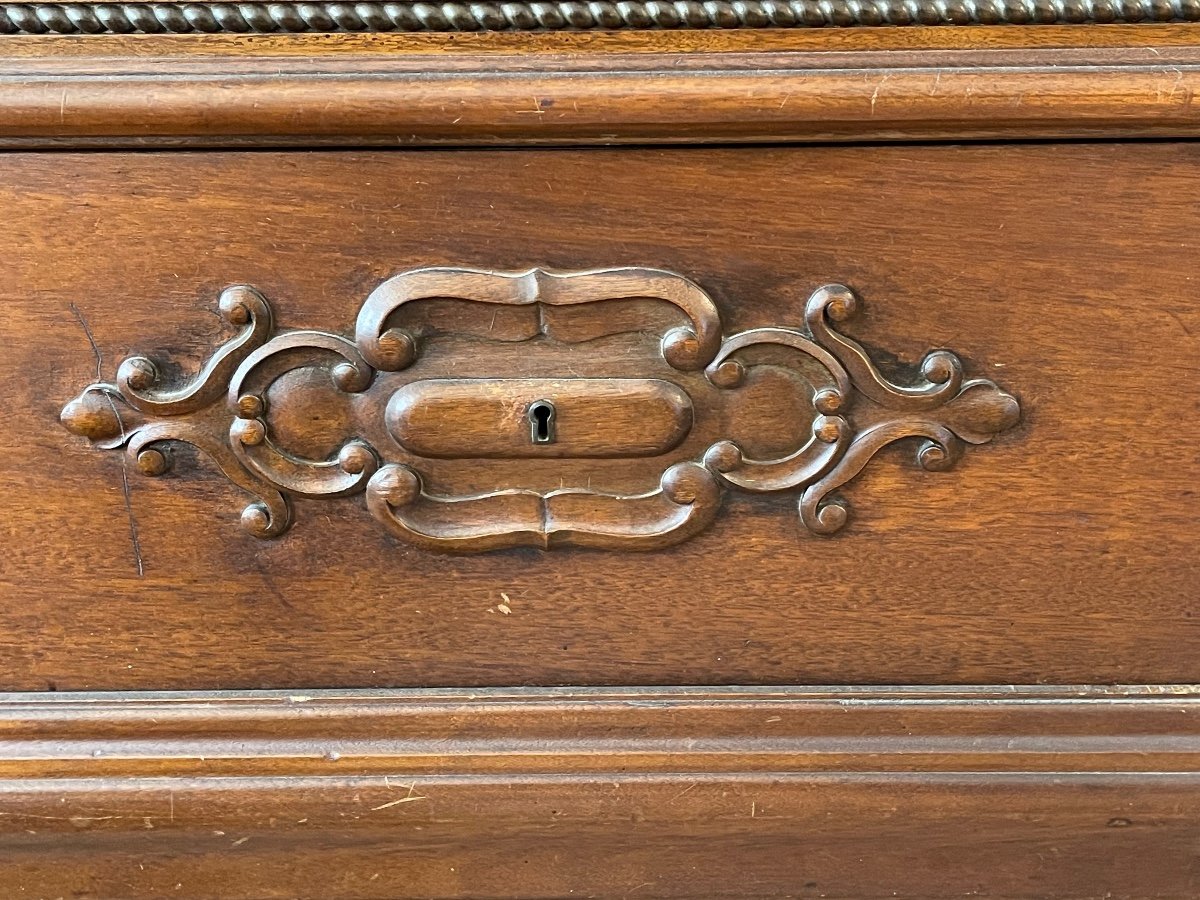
[1,25,1199,897]
[5,40,1200,145]
[387,378,694,458]
[57,269,1018,551]
[0,687,1197,898]
[4,143,1198,687]
[11,24,1200,54]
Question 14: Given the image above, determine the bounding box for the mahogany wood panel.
[2,142,1200,689]
[0,687,1197,899]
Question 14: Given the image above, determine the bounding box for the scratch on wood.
[1167,309,1193,337]
[70,302,145,577]
[119,460,145,578]
[869,73,891,115]
[68,301,103,381]
[370,795,427,810]
[0,811,127,822]
[667,782,698,804]
[371,781,426,810]
[255,557,293,609]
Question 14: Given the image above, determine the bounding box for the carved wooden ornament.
[60,268,1020,552]
[2,1,1194,33]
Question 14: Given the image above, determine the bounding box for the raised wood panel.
[0,687,1197,899]
[2,142,1199,689]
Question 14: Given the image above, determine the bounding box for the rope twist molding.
[2,0,1199,33]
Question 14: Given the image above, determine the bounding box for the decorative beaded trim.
[3,0,1199,34]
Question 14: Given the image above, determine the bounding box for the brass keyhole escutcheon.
[527,399,556,444]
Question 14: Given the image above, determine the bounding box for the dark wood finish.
[0,686,1197,899]
[5,36,1200,146]
[2,29,1199,895]
[4,142,1199,688]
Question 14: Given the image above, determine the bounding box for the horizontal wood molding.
[9,23,1200,52]
[1,686,1198,897]
[4,686,1200,776]
[4,36,1200,145]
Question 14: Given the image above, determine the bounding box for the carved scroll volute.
[60,286,292,537]
[791,285,1019,535]
[59,269,1021,552]
[226,331,379,499]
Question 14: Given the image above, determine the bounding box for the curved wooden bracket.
[59,267,1021,552]
[356,266,722,372]
[366,462,722,552]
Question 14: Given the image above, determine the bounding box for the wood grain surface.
[2,142,1198,690]
[4,34,1200,145]
[386,378,694,459]
[8,23,1200,55]
[0,686,1197,899]
[0,28,1195,899]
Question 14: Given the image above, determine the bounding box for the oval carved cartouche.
[386,378,694,459]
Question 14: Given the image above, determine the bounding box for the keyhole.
[527,399,556,444]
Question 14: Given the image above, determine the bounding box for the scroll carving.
[60,267,1020,553]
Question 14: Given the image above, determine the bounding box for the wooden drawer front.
[3,143,1197,690]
